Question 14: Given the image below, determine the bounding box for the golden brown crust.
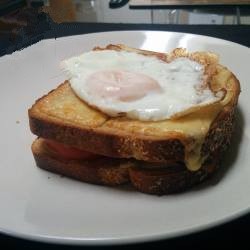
[29,111,185,163]
[28,45,240,165]
[201,74,240,160]
[29,85,239,164]
[32,138,219,195]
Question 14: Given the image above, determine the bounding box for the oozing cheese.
[104,102,222,171]
[181,104,222,171]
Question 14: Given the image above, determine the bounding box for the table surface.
[0,20,250,248]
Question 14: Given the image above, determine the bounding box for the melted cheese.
[104,102,222,171]
[152,103,222,171]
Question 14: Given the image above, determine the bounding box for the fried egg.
[61,49,221,121]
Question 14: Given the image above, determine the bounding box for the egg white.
[62,50,220,121]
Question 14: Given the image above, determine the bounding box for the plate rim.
[1,207,249,245]
[44,29,250,50]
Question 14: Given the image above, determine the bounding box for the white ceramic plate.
[0,31,249,245]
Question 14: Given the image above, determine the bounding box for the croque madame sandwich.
[28,44,240,195]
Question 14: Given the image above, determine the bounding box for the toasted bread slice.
[29,45,240,171]
[32,138,219,195]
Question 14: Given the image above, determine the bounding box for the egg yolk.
[85,70,162,102]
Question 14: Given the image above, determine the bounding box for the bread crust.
[129,159,217,195]
[29,82,239,164]
[201,74,240,160]
[29,111,185,163]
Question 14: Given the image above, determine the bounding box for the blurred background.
[1,0,250,54]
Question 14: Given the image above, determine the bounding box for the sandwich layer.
[32,138,132,185]
[32,138,219,195]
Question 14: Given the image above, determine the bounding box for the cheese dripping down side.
[181,103,223,171]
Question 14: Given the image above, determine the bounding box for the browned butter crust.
[29,106,185,163]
